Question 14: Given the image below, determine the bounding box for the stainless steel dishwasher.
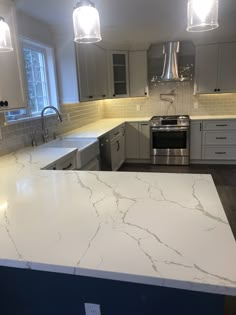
[99,134,112,171]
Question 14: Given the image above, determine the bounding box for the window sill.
[5,113,58,126]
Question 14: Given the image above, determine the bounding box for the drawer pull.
[216,124,228,127]
[216,137,227,140]
[215,152,226,155]
[114,131,120,136]
[63,163,73,170]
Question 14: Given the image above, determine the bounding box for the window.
[6,39,58,122]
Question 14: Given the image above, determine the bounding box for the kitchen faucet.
[41,106,63,143]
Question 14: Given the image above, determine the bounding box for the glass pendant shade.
[187,0,219,32]
[0,17,13,52]
[73,1,102,44]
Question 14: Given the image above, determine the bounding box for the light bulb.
[0,17,13,52]
[73,1,102,44]
[192,0,214,22]
[187,0,219,32]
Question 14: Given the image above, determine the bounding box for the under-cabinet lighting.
[73,0,102,44]
[0,17,13,52]
[187,0,219,32]
[0,201,8,211]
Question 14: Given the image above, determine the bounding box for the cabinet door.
[76,44,96,101]
[76,44,89,101]
[129,51,148,97]
[125,123,139,159]
[190,121,202,160]
[139,123,150,159]
[111,51,129,97]
[195,45,219,94]
[94,45,108,99]
[218,43,236,93]
[0,1,27,110]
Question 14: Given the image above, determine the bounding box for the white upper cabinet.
[76,44,108,101]
[94,45,108,99]
[129,51,148,97]
[0,0,27,111]
[195,43,236,94]
[195,45,218,94]
[218,43,236,93]
[110,51,129,98]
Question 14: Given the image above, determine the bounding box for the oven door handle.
[151,127,189,132]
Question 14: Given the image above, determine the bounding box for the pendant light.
[73,0,102,44]
[0,17,13,52]
[187,0,219,32]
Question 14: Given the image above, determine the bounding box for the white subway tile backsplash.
[1,83,236,156]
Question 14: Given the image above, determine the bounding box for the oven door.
[151,127,189,156]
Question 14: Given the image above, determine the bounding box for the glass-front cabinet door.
[111,51,129,97]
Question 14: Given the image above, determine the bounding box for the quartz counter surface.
[190,115,236,120]
[0,145,236,296]
[63,118,151,139]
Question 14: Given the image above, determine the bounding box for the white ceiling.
[15,0,236,48]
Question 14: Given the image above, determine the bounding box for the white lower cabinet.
[125,122,150,161]
[190,119,236,163]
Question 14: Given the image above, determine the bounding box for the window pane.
[23,45,49,115]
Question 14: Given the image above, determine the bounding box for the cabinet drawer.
[203,146,236,160]
[203,120,236,131]
[203,131,236,145]
[109,124,125,141]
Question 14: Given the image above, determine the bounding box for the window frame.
[5,37,59,123]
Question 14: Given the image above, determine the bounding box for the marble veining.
[0,145,236,296]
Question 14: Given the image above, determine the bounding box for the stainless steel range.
[150,115,190,165]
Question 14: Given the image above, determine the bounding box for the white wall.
[17,11,54,46]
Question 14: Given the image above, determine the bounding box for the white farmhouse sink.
[43,138,99,169]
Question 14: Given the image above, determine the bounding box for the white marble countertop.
[63,118,151,139]
[0,145,236,296]
[190,115,236,120]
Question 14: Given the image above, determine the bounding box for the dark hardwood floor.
[119,163,236,315]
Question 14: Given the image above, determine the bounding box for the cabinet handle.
[88,96,94,99]
[141,123,149,126]
[216,124,228,127]
[215,152,226,155]
[114,131,120,136]
[63,163,73,170]
[122,127,125,136]
[144,92,147,96]
[102,94,106,98]
[218,89,221,92]
[116,140,120,152]
[113,94,116,97]
[214,89,217,92]
[216,137,227,140]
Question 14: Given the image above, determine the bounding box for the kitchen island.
[0,146,236,314]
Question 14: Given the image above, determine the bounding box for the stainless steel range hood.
[161,41,182,82]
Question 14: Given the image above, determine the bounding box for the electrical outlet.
[136,105,141,111]
[84,303,101,315]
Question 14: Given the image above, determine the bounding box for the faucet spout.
[41,106,63,143]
